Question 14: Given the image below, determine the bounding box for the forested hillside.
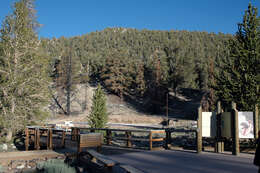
[43,28,232,113]
[0,0,259,142]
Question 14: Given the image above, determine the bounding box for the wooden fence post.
[231,102,239,156]
[61,130,66,148]
[25,128,29,151]
[36,128,40,150]
[215,101,224,153]
[106,130,112,145]
[254,105,259,139]
[71,127,75,141]
[47,129,50,150]
[164,129,172,149]
[126,131,132,148]
[48,129,53,150]
[197,106,202,153]
[149,131,153,150]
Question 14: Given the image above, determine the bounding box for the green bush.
[36,159,76,173]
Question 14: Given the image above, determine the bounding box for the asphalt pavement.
[109,150,258,173]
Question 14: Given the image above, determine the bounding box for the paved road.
[109,150,258,173]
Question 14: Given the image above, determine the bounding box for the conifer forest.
[0,0,259,139]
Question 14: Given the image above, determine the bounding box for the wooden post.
[126,131,132,148]
[36,128,40,150]
[71,127,75,141]
[77,128,80,141]
[71,127,79,141]
[25,128,29,151]
[106,130,112,145]
[254,105,259,139]
[215,101,223,153]
[49,129,53,150]
[77,138,81,154]
[61,130,66,148]
[47,129,50,150]
[149,131,153,150]
[164,129,171,149]
[34,128,37,149]
[231,102,239,156]
[197,106,202,153]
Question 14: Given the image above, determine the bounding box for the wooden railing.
[71,127,165,150]
[25,126,199,152]
[25,126,66,151]
[164,128,196,149]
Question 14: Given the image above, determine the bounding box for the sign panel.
[202,112,216,137]
[238,112,254,138]
[221,112,232,138]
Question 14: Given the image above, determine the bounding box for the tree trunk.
[6,129,12,142]
[66,53,72,116]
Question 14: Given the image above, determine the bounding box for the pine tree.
[0,0,50,140]
[88,84,107,128]
[213,3,260,110]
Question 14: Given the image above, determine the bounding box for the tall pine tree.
[0,0,50,140]
[213,3,260,110]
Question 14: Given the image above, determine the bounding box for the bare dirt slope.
[46,85,201,126]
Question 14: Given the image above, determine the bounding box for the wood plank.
[87,149,116,167]
[78,133,103,153]
[120,164,144,173]
[151,138,164,142]
[150,130,165,134]
[112,137,150,142]
[71,127,165,133]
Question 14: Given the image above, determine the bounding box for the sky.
[0,0,259,38]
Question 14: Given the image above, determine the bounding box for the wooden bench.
[77,133,103,153]
[79,149,144,173]
[87,149,116,167]
[79,149,116,173]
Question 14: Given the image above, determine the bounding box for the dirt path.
[0,150,66,166]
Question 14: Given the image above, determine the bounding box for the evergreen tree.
[0,0,50,140]
[88,84,107,128]
[213,3,260,110]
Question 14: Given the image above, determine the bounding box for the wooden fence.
[71,127,165,150]
[25,126,201,152]
[25,126,66,151]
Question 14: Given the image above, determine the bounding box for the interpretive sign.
[221,112,232,138]
[238,112,254,138]
[202,112,216,137]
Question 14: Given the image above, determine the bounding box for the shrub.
[36,159,76,173]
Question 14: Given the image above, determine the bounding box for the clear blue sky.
[0,0,259,38]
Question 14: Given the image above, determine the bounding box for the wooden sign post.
[254,105,259,139]
[197,106,202,153]
[231,102,239,156]
[215,101,224,153]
